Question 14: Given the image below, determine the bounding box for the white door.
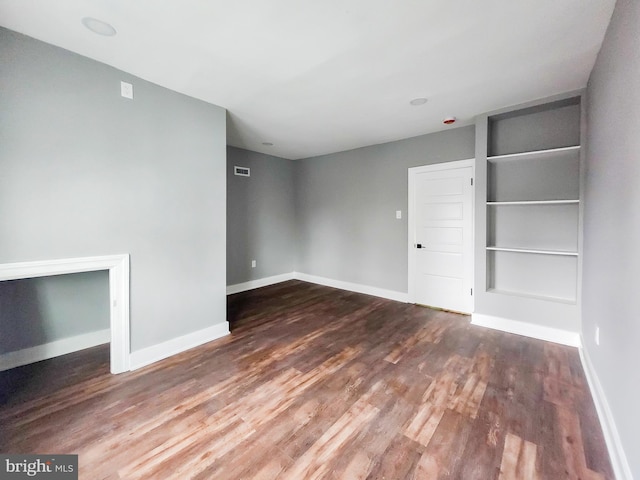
[408,161,474,313]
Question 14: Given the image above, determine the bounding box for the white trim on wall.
[293,272,408,303]
[579,343,633,480]
[226,272,295,295]
[471,313,581,347]
[227,272,408,303]
[0,255,130,374]
[0,328,110,372]
[130,322,230,371]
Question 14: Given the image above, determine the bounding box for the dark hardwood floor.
[0,280,613,479]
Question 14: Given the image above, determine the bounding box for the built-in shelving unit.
[473,94,584,343]
[485,96,582,304]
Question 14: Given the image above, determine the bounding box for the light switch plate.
[120,81,133,99]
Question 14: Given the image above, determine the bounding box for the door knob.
[416,244,424,249]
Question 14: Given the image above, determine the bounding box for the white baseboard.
[579,343,633,480]
[293,272,409,303]
[0,328,110,372]
[130,322,230,371]
[227,272,295,295]
[471,313,581,347]
[226,271,409,303]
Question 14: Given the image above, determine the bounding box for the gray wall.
[489,102,581,156]
[227,147,295,285]
[583,0,639,476]
[0,28,227,353]
[0,272,109,354]
[295,127,475,293]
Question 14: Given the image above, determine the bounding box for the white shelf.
[487,145,580,162]
[487,200,579,206]
[486,246,578,256]
[487,288,577,305]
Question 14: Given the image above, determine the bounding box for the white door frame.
[408,159,475,308]
[0,254,130,373]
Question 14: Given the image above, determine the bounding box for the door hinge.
[470,178,474,186]
[470,288,473,295]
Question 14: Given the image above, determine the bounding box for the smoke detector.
[82,17,117,36]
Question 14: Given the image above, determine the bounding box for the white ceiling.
[0,0,616,159]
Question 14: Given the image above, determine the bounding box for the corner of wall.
[129,322,230,371]
[579,342,633,480]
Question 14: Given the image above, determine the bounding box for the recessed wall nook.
[0,255,130,373]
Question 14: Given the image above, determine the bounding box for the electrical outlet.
[595,326,600,346]
[120,81,133,99]
[251,260,256,268]
[396,210,402,219]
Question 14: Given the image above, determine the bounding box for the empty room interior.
[0,0,637,479]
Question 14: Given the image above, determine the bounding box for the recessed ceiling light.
[82,17,117,36]
[262,142,274,146]
[409,98,428,106]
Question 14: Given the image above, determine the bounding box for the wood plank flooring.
[0,280,613,479]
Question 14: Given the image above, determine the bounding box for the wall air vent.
[234,166,250,177]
